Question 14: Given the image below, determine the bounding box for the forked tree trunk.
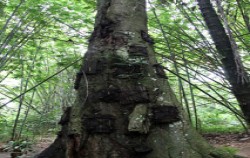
[197,0,250,126]
[36,0,233,157]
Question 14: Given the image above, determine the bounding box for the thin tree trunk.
[184,57,198,130]
[197,0,250,126]
[18,89,35,139]
[236,0,250,33]
[12,56,25,140]
[36,0,233,157]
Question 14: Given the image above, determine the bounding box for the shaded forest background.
[0,0,249,145]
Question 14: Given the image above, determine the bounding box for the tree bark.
[197,0,250,126]
[36,0,233,157]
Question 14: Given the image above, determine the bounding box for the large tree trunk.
[36,0,233,157]
[197,0,250,126]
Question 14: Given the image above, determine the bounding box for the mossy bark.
[36,0,233,157]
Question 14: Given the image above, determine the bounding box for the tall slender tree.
[36,0,232,157]
[197,0,250,126]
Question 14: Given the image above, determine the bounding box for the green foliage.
[0,0,95,140]
[0,0,249,142]
[147,0,248,133]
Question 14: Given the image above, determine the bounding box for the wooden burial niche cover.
[97,86,121,103]
[141,30,155,45]
[83,114,115,134]
[153,64,168,79]
[133,145,153,156]
[112,62,145,79]
[83,52,107,75]
[151,106,180,124]
[120,85,150,105]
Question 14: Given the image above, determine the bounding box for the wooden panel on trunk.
[83,59,97,75]
[84,57,107,75]
[120,86,149,105]
[151,106,180,124]
[100,18,115,38]
[153,64,168,79]
[141,30,155,44]
[113,63,145,79]
[97,87,121,102]
[133,145,153,155]
[83,115,115,134]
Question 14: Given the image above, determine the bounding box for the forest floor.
[0,137,53,158]
[0,133,250,158]
[203,133,250,158]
